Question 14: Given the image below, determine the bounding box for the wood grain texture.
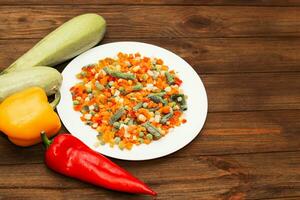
[0,152,299,200]
[1,0,300,6]
[1,110,299,165]
[2,46,300,112]
[1,5,300,39]
[0,190,299,200]
[2,37,300,74]
[204,72,300,112]
[1,1,300,200]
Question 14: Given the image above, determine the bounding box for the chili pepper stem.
[41,131,52,148]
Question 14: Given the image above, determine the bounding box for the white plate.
[57,41,208,161]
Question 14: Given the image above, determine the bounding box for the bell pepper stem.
[50,92,61,109]
[41,131,52,148]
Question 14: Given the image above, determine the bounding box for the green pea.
[142,74,148,80]
[139,132,144,138]
[81,105,89,113]
[146,134,153,140]
[73,100,80,105]
[80,71,87,77]
[138,138,144,144]
[86,87,92,93]
[113,122,121,129]
[119,86,125,91]
[114,137,121,144]
[119,143,124,150]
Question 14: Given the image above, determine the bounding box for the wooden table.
[1,1,300,199]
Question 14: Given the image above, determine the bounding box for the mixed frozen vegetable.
[70,52,187,150]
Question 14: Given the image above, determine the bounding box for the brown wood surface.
[1,0,300,6]
[2,38,300,74]
[0,1,300,200]
[1,6,300,39]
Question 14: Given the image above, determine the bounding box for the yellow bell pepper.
[0,87,61,146]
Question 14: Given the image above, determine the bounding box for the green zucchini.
[0,67,62,102]
[2,13,106,74]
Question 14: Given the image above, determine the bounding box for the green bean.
[171,94,187,111]
[165,71,175,85]
[103,67,136,80]
[109,108,125,125]
[148,94,167,105]
[151,91,166,97]
[148,107,159,112]
[148,94,161,103]
[180,104,187,111]
[133,102,143,111]
[160,109,174,124]
[132,83,143,91]
[127,119,134,126]
[143,122,161,139]
[94,81,104,91]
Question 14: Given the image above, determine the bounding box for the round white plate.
[57,41,208,161]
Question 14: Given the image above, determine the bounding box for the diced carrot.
[162,106,171,114]
[156,58,163,65]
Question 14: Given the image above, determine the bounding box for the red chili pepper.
[41,132,156,196]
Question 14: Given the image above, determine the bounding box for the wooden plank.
[1,0,300,6]
[0,151,299,199]
[1,110,300,165]
[203,72,300,112]
[0,190,299,200]
[265,198,300,200]
[1,6,300,39]
[0,188,151,200]
[2,37,300,74]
